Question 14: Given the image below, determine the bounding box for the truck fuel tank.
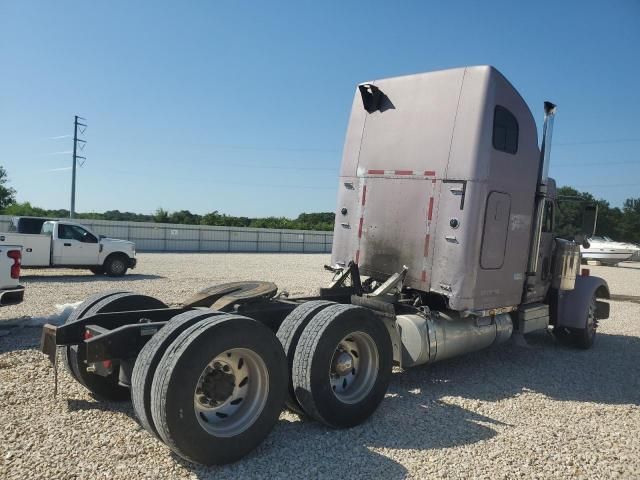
[397,310,513,368]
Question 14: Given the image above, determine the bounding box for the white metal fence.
[0,216,333,253]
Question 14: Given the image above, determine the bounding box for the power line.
[573,183,640,188]
[198,143,340,153]
[555,138,640,146]
[553,160,640,167]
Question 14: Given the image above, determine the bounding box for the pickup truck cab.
[0,220,136,277]
[0,244,24,305]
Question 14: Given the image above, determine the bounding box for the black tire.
[150,315,287,465]
[132,309,226,439]
[554,294,598,349]
[572,294,598,349]
[67,292,167,401]
[62,290,131,382]
[291,304,393,428]
[276,300,335,414]
[89,267,105,275]
[104,254,129,277]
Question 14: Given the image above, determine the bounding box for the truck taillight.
[7,250,21,279]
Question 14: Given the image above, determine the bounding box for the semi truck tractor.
[40,66,609,465]
[1,219,136,276]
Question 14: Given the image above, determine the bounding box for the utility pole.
[70,115,87,218]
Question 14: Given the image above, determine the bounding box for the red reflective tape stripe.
[424,234,430,257]
[427,197,434,221]
[421,270,427,282]
[367,169,384,175]
[394,170,413,175]
[424,170,436,177]
[361,185,367,206]
[355,250,360,264]
[357,217,364,238]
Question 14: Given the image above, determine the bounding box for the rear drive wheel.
[276,300,335,414]
[291,304,393,428]
[150,315,287,465]
[67,292,167,400]
[62,290,130,382]
[132,309,226,439]
[104,255,128,277]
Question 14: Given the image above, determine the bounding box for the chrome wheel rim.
[329,331,379,404]
[194,348,269,437]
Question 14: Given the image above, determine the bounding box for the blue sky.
[1,0,638,217]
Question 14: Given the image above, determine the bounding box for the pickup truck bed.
[0,233,51,267]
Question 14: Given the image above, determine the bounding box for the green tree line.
[555,186,639,243]
[1,202,336,231]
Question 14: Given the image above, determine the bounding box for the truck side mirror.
[581,204,598,237]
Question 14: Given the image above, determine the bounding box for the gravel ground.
[1,254,639,479]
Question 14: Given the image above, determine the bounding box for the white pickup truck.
[0,244,24,306]
[0,220,137,277]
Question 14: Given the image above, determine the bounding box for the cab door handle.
[64,243,72,247]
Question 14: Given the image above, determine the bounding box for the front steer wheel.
[291,304,393,428]
[555,294,599,350]
[150,314,287,465]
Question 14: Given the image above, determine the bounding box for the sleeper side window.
[493,106,519,154]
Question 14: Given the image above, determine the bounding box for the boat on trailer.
[581,236,637,265]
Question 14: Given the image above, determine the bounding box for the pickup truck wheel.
[132,309,226,439]
[291,304,393,428]
[104,255,128,277]
[62,290,131,382]
[150,315,287,465]
[89,267,105,275]
[67,292,167,401]
[276,300,335,414]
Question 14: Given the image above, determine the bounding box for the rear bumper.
[128,258,137,269]
[0,285,25,306]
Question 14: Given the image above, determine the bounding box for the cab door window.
[58,224,98,243]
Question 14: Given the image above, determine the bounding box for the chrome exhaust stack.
[527,101,557,274]
[538,101,557,184]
